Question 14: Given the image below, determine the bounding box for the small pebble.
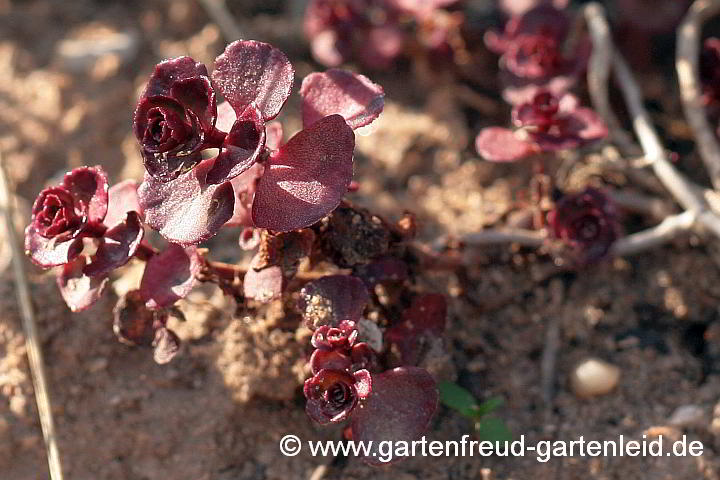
[570,357,620,398]
[668,405,705,429]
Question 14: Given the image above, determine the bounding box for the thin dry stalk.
[0,159,64,479]
[612,210,698,256]
[583,3,637,152]
[198,0,244,42]
[461,228,547,247]
[677,0,720,190]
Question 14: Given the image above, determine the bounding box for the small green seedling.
[438,381,512,444]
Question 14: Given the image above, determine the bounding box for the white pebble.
[570,358,620,398]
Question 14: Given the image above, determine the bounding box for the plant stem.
[0,157,65,480]
[676,0,720,190]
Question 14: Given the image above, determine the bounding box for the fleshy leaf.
[252,114,354,232]
[298,275,369,330]
[142,56,209,99]
[206,103,266,185]
[84,211,144,278]
[225,163,264,228]
[24,225,83,268]
[62,166,109,224]
[475,127,536,162]
[113,290,166,346]
[138,157,235,245]
[169,76,217,131]
[215,100,236,132]
[243,261,284,303]
[309,30,347,67]
[310,349,352,375]
[304,368,369,424]
[212,40,294,121]
[386,294,447,365]
[350,367,438,465]
[357,26,405,70]
[153,327,181,364]
[140,244,201,309]
[57,255,109,312]
[104,180,143,228]
[300,69,384,130]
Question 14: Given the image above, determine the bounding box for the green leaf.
[438,381,479,417]
[475,417,513,444]
[474,396,504,418]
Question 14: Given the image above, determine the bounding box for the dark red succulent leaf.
[153,327,181,364]
[356,25,405,70]
[140,243,201,309]
[56,255,109,312]
[502,5,569,43]
[701,38,720,107]
[547,187,619,264]
[225,163,265,228]
[354,256,409,288]
[30,187,84,240]
[386,293,447,365]
[304,0,363,66]
[24,226,83,268]
[298,275,369,330]
[243,252,285,303]
[475,127,536,162]
[485,5,588,105]
[134,57,219,182]
[311,321,358,350]
[529,106,608,151]
[215,100,236,132]
[205,103,266,185]
[478,91,607,161]
[310,349,352,375]
[252,114,354,232]
[138,157,235,245]
[514,92,607,151]
[304,368,372,424]
[304,0,406,69]
[83,211,144,278]
[309,30,350,68]
[113,290,167,346]
[104,180,144,228]
[61,166,109,225]
[211,40,294,121]
[142,56,210,98]
[498,0,568,17]
[300,69,384,130]
[29,166,108,241]
[318,203,391,267]
[350,366,438,465]
[25,166,110,268]
[350,342,377,372]
[512,89,560,129]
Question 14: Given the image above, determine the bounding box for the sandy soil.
[2,1,720,479]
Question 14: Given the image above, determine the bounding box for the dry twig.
[0,158,64,479]
[677,0,720,190]
[198,0,244,42]
[583,4,637,152]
